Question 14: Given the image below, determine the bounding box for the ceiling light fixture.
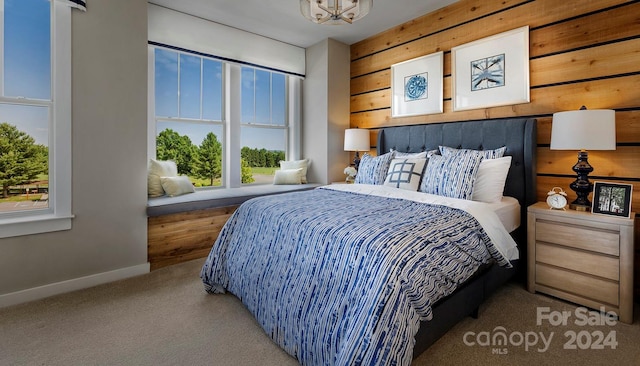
[300,0,373,25]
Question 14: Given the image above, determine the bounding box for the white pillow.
[472,156,512,203]
[390,149,427,159]
[160,176,195,197]
[273,168,303,185]
[148,159,178,197]
[280,159,309,183]
[383,158,427,191]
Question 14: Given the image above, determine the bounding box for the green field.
[189,167,276,187]
[1,175,49,203]
[251,167,278,175]
[0,194,46,203]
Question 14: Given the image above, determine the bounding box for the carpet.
[1,258,638,365]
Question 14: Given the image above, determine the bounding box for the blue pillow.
[355,152,394,185]
[419,153,483,199]
[391,148,439,159]
[439,145,506,159]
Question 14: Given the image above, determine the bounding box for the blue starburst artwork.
[470,54,505,91]
[404,72,428,102]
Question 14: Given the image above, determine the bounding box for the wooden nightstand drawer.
[536,264,619,306]
[536,220,619,256]
[527,202,635,323]
[536,243,619,281]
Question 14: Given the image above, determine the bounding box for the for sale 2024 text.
[463,306,618,354]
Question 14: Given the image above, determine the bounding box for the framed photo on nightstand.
[592,181,633,218]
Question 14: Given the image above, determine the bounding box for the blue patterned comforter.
[201,187,510,365]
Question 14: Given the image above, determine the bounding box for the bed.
[201,118,537,365]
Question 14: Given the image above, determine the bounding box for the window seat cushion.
[147,183,322,217]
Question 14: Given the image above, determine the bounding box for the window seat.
[147,183,322,217]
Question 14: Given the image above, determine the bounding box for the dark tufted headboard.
[377,118,537,250]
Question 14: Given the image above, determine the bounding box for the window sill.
[146,183,322,217]
[0,214,74,239]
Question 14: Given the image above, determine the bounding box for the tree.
[194,132,222,186]
[241,158,254,184]
[156,129,197,175]
[240,147,285,168]
[0,123,48,198]
[241,146,252,166]
[272,150,285,167]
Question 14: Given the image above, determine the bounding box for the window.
[0,0,72,238]
[150,46,298,189]
[240,67,287,185]
[153,48,224,187]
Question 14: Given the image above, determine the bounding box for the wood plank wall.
[349,0,640,300]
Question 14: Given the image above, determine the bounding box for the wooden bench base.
[148,205,238,270]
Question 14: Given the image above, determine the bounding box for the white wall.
[303,39,351,184]
[0,1,352,306]
[0,0,149,305]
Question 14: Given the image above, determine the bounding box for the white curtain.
[148,4,305,77]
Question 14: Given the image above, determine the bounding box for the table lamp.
[550,106,616,211]
[344,128,369,170]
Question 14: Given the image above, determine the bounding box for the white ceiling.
[148,0,459,49]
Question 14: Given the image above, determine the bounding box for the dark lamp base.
[569,150,594,213]
[353,152,361,171]
[570,203,590,212]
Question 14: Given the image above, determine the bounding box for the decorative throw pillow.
[472,156,512,203]
[439,145,507,159]
[420,153,483,200]
[273,168,303,185]
[390,149,426,159]
[160,176,195,197]
[355,152,394,185]
[390,149,439,159]
[280,159,309,183]
[384,158,427,191]
[148,159,178,197]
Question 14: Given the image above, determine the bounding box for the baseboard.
[0,262,150,308]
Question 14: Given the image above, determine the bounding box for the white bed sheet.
[321,184,520,261]
[485,196,520,233]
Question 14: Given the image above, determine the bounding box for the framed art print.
[592,181,633,218]
[391,51,443,117]
[451,26,530,111]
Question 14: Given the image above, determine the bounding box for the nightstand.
[527,202,635,324]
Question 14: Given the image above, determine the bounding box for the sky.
[0,0,51,146]
[155,48,287,152]
[0,1,286,152]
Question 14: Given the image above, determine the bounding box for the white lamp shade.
[344,128,370,152]
[550,109,616,150]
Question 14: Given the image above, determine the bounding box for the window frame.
[240,65,289,186]
[148,45,300,190]
[0,1,73,239]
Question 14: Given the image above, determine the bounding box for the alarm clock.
[546,187,568,210]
